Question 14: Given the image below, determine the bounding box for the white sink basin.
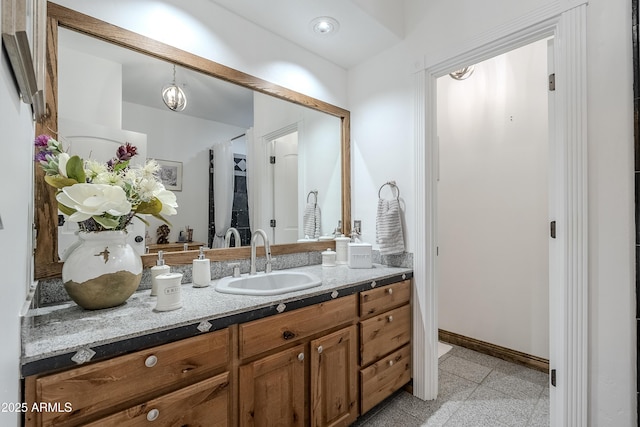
[215,270,322,296]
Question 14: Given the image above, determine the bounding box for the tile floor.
[352,343,550,426]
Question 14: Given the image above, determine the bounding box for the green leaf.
[133,215,150,227]
[44,175,78,189]
[92,215,119,229]
[113,160,129,172]
[66,156,86,183]
[57,203,76,216]
[135,198,162,215]
[152,213,172,227]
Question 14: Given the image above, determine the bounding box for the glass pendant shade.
[162,65,187,111]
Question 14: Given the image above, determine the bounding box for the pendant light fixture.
[162,65,187,112]
[449,65,475,80]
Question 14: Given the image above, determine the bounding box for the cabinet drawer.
[360,280,410,319]
[360,344,411,414]
[360,304,411,366]
[240,295,357,359]
[84,372,230,427]
[32,329,229,427]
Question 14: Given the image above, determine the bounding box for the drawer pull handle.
[147,408,160,421]
[145,355,158,368]
[388,360,394,367]
[387,315,393,322]
[387,288,393,295]
[298,352,305,361]
[283,330,296,340]
[317,345,323,354]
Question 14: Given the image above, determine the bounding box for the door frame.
[412,2,588,426]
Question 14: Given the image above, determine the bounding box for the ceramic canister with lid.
[334,235,351,264]
[322,248,337,267]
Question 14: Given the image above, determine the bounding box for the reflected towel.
[303,203,321,238]
[376,198,405,255]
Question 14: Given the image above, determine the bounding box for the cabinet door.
[310,326,358,427]
[239,344,306,427]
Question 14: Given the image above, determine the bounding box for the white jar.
[322,249,337,267]
[335,235,351,264]
[154,272,183,312]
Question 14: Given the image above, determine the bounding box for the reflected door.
[57,118,148,257]
[272,132,299,244]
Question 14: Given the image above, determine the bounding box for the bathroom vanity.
[22,265,412,426]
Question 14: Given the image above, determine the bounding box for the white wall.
[437,40,549,359]
[123,102,245,244]
[349,0,635,424]
[0,6,35,425]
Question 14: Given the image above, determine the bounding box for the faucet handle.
[229,263,241,278]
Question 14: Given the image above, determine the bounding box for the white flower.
[155,187,178,216]
[57,153,70,177]
[93,171,124,187]
[85,160,107,180]
[56,183,132,222]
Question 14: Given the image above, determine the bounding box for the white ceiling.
[208,0,405,69]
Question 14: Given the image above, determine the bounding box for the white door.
[57,118,148,256]
[272,132,299,244]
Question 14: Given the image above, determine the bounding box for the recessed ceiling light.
[310,16,340,36]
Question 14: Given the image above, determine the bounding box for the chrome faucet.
[250,229,271,275]
[224,227,241,248]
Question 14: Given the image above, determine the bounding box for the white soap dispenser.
[150,250,170,296]
[192,246,211,288]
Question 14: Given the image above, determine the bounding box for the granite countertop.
[21,264,412,376]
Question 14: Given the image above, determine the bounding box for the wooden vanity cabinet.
[238,295,358,427]
[24,328,231,427]
[359,280,412,414]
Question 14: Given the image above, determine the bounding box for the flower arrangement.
[34,134,178,232]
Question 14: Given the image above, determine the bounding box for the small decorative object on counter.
[335,234,351,264]
[154,272,183,311]
[150,250,170,296]
[322,248,337,267]
[348,242,373,269]
[192,246,211,288]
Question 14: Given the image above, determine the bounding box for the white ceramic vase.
[62,231,142,310]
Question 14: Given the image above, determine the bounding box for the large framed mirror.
[34,3,351,280]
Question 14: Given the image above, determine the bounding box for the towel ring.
[307,190,318,204]
[378,181,400,200]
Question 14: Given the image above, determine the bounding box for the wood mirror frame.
[34,2,351,280]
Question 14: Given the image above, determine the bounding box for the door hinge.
[551,369,557,387]
[270,156,276,164]
[550,221,556,239]
[548,73,556,91]
[270,219,276,227]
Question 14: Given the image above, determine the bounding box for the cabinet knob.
[317,345,323,354]
[147,408,160,421]
[298,352,305,361]
[145,355,158,368]
[388,360,394,367]
[387,288,393,295]
[387,315,393,323]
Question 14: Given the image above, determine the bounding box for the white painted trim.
[413,2,588,426]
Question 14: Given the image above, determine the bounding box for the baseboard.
[438,329,549,373]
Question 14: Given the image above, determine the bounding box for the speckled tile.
[482,369,545,400]
[448,344,502,369]
[457,385,537,426]
[491,360,550,387]
[527,393,550,426]
[439,355,492,384]
[385,372,477,426]
[362,405,422,427]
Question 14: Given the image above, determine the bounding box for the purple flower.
[34,150,51,163]
[116,143,137,161]
[34,134,51,147]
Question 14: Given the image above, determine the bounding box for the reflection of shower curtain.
[212,140,234,248]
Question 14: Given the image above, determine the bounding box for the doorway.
[436,39,550,364]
